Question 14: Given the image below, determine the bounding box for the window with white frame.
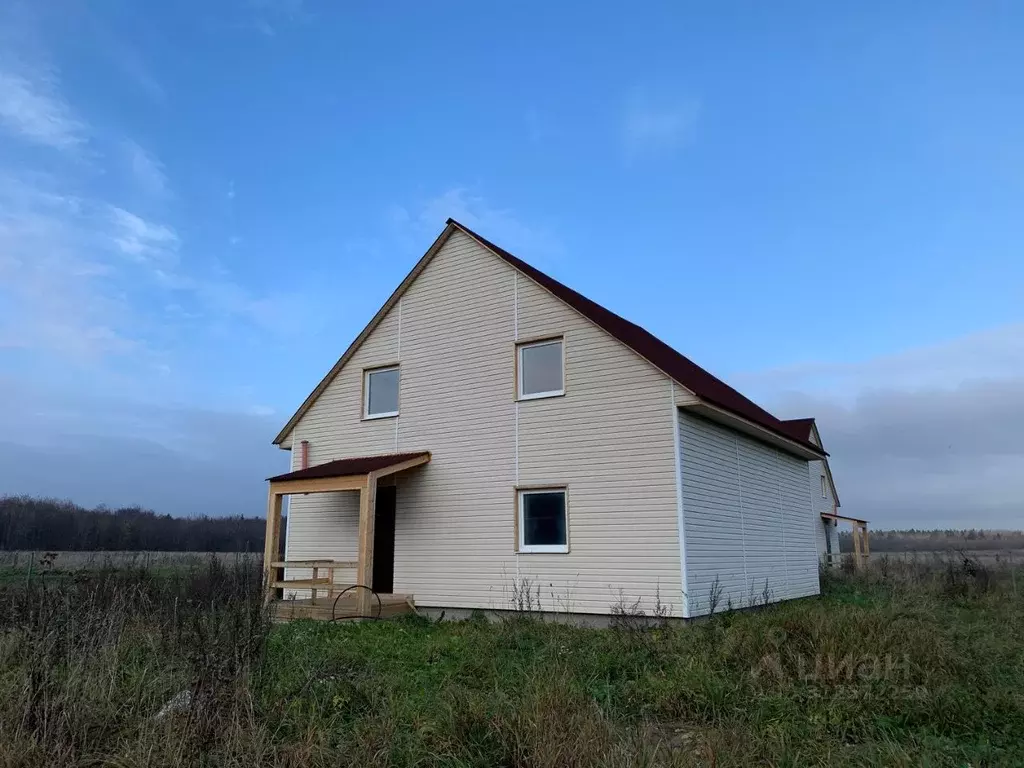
[517,338,564,400]
[364,366,399,418]
[821,475,828,498]
[517,488,568,553]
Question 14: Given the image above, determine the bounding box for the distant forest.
[3,495,1022,555]
[840,528,1024,553]
[0,496,273,553]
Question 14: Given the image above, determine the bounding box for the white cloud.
[391,187,564,262]
[247,0,311,35]
[0,378,284,514]
[741,324,1024,529]
[107,206,178,261]
[123,139,168,198]
[0,177,139,360]
[0,169,309,378]
[741,323,1024,400]
[623,90,699,159]
[0,64,86,150]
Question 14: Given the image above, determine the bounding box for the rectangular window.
[518,488,568,553]
[821,475,827,498]
[364,366,399,418]
[518,338,564,400]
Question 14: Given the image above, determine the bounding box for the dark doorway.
[372,485,396,594]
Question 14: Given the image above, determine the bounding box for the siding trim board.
[773,451,790,594]
[670,384,690,618]
[732,437,750,594]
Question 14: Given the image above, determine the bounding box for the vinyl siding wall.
[283,231,683,616]
[678,412,819,616]
[809,459,840,563]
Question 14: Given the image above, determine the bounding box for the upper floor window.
[820,475,828,498]
[364,366,399,419]
[517,338,564,400]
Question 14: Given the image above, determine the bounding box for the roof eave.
[271,224,460,446]
[682,400,828,460]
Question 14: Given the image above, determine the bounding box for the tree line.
[4,494,1022,555]
[0,496,276,553]
[840,528,1024,553]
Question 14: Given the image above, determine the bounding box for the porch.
[821,512,870,569]
[263,451,431,620]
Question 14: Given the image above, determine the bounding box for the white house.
[778,418,856,568]
[263,219,857,621]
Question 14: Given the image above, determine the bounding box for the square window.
[364,366,399,418]
[518,339,564,399]
[518,488,568,553]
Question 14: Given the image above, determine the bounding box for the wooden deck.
[270,593,417,623]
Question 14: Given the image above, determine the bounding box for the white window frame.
[517,338,564,401]
[363,365,400,419]
[517,487,569,554]
[821,475,828,498]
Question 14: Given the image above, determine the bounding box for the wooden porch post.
[356,472,378,616]
[851,521,863,570]
[263,487,284,604]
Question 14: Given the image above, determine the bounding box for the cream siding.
[514,275,682,615]
[809,459,840,563]
[283,231,683,616]
[678,412,819,616]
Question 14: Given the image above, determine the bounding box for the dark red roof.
[267,452,430,482]
[779,417,816,442]
[449,219,821,454]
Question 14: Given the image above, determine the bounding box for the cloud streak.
[0,377,284,516]
[0,64,86,150]
[123,139,169,198]
[108,206,178,261]
[622,89,699,159]
[743,325,1024,529]
[390,187,564,263]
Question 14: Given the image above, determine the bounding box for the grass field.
[0,549,260,571]
[0,553,1020,766]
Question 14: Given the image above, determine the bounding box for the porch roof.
[821,511,868,525]
[263,451,431,618]
[267,451,431,483]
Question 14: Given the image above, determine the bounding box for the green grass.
[0,555,1021,766]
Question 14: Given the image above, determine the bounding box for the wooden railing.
[269,559,357,604]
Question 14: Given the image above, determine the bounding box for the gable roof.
[780,417,841,507]
[454,221,821,454]
[779,417,816,444]
[274,219,822,455]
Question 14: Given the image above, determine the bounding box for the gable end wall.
[284,231,683,616]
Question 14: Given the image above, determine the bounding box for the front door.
[372,485,396,594]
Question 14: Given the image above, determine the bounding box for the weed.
[0,553,1019,766]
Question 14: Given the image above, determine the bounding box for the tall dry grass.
[0,558,269,767]
[0,552,1019,766]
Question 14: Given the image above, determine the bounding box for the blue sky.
[1,1,1022,528]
